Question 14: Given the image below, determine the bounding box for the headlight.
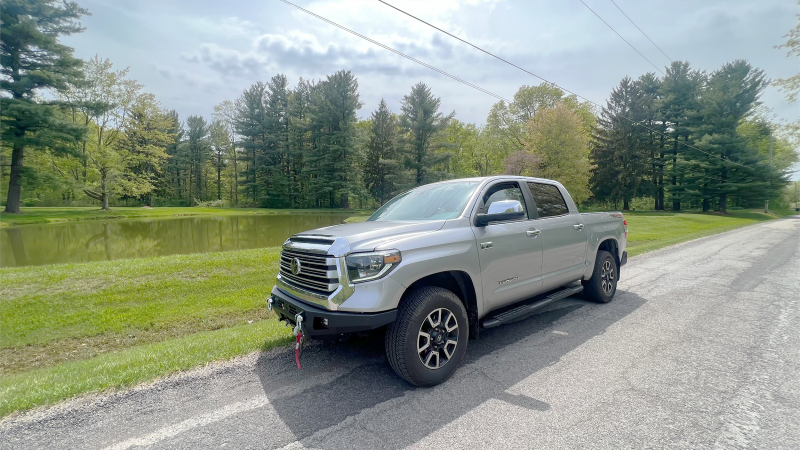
[345,250,401,283]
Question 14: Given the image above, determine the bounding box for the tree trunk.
[702,198,709,212]
[623,199,630,211]
[101,170,110,211]
[217,166,222,200]
[671,138,680,211]
[4,143,24,213]
[719,162,727,214]
[233,154,239,205]
[341,194,349,209]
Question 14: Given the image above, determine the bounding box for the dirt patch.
[0,307,273,375]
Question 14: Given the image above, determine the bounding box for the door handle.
[573,223,584,230]
[526,229,541,237]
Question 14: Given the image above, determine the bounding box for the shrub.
[194,199,229,208]
[23,198,41,207]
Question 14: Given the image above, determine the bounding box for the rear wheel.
[582,250,617,303]
[385,287,468,386]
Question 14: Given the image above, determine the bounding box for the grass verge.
[0,248,283,372]
[623,210,790,256]
[0,320,292,418]
[0,208,792,417]
[0,206,371,227]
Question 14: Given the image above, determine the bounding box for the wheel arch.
[586,238,620,280]
[404,271,480,339]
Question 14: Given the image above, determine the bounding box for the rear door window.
[527,183,569,218]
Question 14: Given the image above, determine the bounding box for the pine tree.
[184,115,210,203]
[263,74,291,207]
[590,77,651,210]
[364,99,399,204]
[287,78,314,207]
[162,110,185,202]
[636,72,665,209]
[685,60,777,213]
[305,70,362,208]
[399,82,454,187]
[1,0,88,213]
[659,61,705,211]
[209,120,229,201]
[234,82,268,204]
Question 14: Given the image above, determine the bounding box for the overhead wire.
[278,0,512,103]
[375,0,760,173]
[578,0,665,75]
[608,0,673,63]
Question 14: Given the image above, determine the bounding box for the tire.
[582,250,618,303]
[385,286,469,387]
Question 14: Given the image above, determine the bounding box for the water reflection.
[0,213,354,267]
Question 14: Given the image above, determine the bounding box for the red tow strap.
[295,332,303,370]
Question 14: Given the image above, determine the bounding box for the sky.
[63,0,799,178]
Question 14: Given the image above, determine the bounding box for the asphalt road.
[2,215,799,449]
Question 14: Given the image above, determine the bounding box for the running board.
[481,283,584,329]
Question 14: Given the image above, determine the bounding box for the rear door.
[526,182,588,291]
[472,181,544,311]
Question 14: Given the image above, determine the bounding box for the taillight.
[623,219,628,238]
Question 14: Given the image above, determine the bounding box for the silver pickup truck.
[270,176,627,386]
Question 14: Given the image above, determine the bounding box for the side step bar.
[481,283,584,329]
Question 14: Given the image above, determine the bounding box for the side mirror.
[476,200,525,226]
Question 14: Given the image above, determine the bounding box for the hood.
[295,220,446,253]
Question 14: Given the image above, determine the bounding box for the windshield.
[367,181,480,221]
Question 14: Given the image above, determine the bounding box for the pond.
[0,213,356,268]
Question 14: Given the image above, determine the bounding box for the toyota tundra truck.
[269,176,627,386]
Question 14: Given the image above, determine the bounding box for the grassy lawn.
[624,210,792,256]
[0,208,794,417]
[0,206,370,227]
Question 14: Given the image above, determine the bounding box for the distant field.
[0,208,793,417]
[0,206,372,227]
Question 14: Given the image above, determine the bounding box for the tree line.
[2,0,797,213]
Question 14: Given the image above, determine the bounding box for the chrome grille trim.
[278,250,338,294]
[274,235,354,310]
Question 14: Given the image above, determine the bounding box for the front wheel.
[385,286,468,386]
[582,250,618,303]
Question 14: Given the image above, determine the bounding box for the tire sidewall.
[596,252,617,302]
[402,290,468,386]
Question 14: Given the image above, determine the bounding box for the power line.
[278,0,511,103]
[608,0,673,63]
[578,0,664,75]
[377,0,758,172]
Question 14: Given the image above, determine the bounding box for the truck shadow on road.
[254,290,647,449]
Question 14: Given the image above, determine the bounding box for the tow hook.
[293,313,305,370]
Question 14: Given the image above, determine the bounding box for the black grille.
[279,249,339,296]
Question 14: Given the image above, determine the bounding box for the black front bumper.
[269,287,397,338]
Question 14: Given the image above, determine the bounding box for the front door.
[472,181,544,311]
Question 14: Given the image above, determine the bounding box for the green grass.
[0,248,284,373]
[0,206,371,227]
[623,210,790,256]
[0,320,292,417]
[0,208,792,417]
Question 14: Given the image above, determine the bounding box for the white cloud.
[178,16,259,39]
